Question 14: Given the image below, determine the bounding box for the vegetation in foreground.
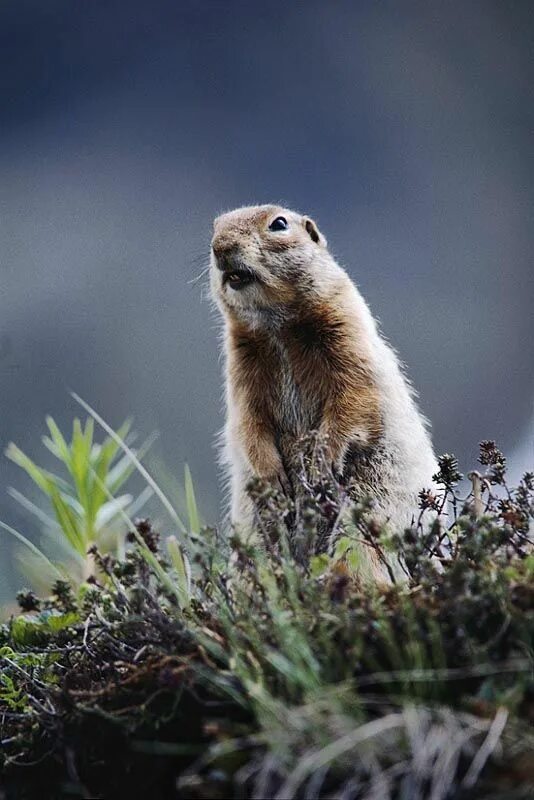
[0,418,533,800]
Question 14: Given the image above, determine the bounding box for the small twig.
[82,614,97,657]
[326,496,350,555]
[468,471,484,518]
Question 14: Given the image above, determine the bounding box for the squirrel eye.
[268,216,288,232]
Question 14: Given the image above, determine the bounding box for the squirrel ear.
[303,217,327,247]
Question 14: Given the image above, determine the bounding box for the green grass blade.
[41,435,63,460]
[94,495,133,531]
[70,418,92,530]
[167,535,192,609]
[126,485,154,519]
[184,464,201,535]
[5,444,54,495]
[87,466,187,608]
[7,488,60,532]
[83,417,95,452]
[106,432,158,495]
[6,443,74,496]
[49,487,85,555]
[87,423,131,524]
[45,416,71,464]
[71,393,187,534]
[0,520,63,580]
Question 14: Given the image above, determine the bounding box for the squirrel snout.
[212,240,239,270]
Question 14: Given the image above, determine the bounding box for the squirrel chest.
[228,321,326,449]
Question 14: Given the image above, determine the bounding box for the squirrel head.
[210,204,331,319]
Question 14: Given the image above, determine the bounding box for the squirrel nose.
[212,239,238,269]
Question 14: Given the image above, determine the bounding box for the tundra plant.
[3,416,154,587]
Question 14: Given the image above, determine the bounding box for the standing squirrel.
[210,204,437,544]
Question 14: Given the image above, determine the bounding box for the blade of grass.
[88,467,189,609]
[94,495,133,531]
[88,419,134,522]
[5,443,72,494]
[106,431,159,495]
[124,485,154,519]
[0,520,63,580]
[184,464,201,535]
[70,418,91,530]
[7,488,60,532]
[276,713,405,799]
[5,444,55,495]
[71,393,187,534]
[49,487,85,555]
[167,535,192,609]
[45,417,71,464]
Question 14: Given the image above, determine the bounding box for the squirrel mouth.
[222,268,257,291]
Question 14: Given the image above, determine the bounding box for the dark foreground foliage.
[1,441,533,799]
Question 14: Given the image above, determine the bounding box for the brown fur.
[227,317,285,481]
[282,299,382,462]
[225,293,382,484]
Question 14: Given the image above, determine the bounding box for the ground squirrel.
[210,204,437,544]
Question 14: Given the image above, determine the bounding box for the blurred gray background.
[1,0,533,601]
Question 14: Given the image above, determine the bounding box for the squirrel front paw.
[248,447,292,497]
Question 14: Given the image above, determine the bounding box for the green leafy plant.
[4,416,154,587]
